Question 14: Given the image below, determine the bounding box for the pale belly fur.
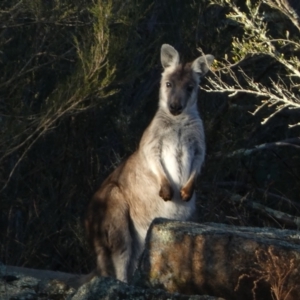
[161,134,193,198]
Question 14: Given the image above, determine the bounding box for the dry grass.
[235,246,296,300]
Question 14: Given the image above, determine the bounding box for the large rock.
[135,219,300,300]
[3,219,300,300]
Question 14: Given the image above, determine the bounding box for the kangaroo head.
[159,44,214,116]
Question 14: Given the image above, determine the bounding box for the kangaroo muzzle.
[169,99,183,116]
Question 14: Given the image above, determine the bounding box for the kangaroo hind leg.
[86,186,132,282]
[94,211,132,282]
[102,199,132,282]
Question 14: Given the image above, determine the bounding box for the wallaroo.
[85,44,214,282]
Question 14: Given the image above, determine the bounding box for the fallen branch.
[213,137,300,158]
[202,181,300,209]
[229,193,300,228]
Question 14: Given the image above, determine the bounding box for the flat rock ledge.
[135,219,300,300]
[0,264,222,300]
[72,276,223,300]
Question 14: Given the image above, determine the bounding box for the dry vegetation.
[0,1,299,291]
[235,246,296,300]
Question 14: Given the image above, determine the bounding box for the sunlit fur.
[85,44,214,282]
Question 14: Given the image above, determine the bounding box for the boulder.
[3,219,300,300]
[135,219,300,300]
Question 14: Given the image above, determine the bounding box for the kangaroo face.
[159,44,214,116]
[160,64,198,116]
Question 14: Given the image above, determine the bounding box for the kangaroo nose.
[169,103,183,115]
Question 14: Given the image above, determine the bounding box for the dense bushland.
[1,0,299,274]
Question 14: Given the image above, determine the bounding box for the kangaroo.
[85,44,214,282]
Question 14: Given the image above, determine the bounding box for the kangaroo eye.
[187,85,194,92]
[166,82,172,88]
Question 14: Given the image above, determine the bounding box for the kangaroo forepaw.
[180,187,193,202]
[159,184,173,201]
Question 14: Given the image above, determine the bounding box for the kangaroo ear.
[161,44,180,69]
[191,54,214,77]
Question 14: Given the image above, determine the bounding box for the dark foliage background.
[1,0,299,274]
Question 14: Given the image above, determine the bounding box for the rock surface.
[0,264,223,300]
[3,219,300,300]
[71,276,223,300]
[0,264,75,300]
[136,219,300,300]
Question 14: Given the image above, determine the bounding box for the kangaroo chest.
[160,119,201,187]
